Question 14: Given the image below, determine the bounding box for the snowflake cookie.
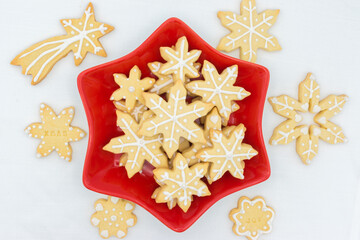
[186,60,250,120]
[139,81,213,157]
[217,0,281,62]
[110,65,155,112]
[25,103,86,161]
[153,153,210,212]
[229,196,274,240]
[148,61,201,95]
[113,100,150,123]
[91,196,137,239]
[159,36,202,82]
[197,124,258,182]
[269,73,348,164]
[11,3,114,85]
[103,111,168,178]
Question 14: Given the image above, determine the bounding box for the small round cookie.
[25,103,86,161]
[229,196,275,240]
[110,65,155,112]
[91,196,137,239]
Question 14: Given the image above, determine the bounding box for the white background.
[1,0,360,239]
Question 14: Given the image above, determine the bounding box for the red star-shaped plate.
[78,18,270,232]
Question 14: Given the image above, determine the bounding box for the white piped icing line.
[11,3,113,85]
[269,73,348,164]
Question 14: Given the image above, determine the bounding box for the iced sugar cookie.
[197,124,258,182]
[217,0,281,62]
[159,36,201,82]
[11,3,113,85]
[139,81,213,157]
[153,153,210,212]
[230,196,274,240]
[113,100,150,123]
[186,60,250,120]
[103,111,168,178]
[110,65,155,112]
[25,103,86,161]
[269,73,348,164]
[91,196,137,239]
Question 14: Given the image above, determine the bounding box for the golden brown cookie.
[139,81,213,157]
[217,0,281,62]
[113,100,150,123]
[11,3,113,85]
[229,196,275,240]
[269,73,348,164]
[197,124,258,182]
[110,66,155,112]
[103,111,168,178]
[25,103,86,161]
[91,196,137,239]
[153,153,210,212]
[186,60,250,120]
[159,36,201,82]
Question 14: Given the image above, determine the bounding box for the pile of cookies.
[103,36,258,212]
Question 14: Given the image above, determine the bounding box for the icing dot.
[71,31,75,35]
[90,23,93,27]
[79,22,82,25]
[128,86,135,92]
[92,34,95,38]
[85,43,89,47]
[243,17,247,20]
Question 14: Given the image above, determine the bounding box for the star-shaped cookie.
[159,36,201,82]
[217,0,281,62]
[186,60,250,120]
[103,111,168,178]
[110,65,155,112]
[25,103,86,161]
[197,124,258,182]
[139,81,213,157]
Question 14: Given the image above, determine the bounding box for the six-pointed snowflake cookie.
[91,196,137,239]
[159,36,202,82]
[217,0,281,62]
[25,103,86,161]
[110,65,155,112]
[197,124,258,182]
[139,81,213,157]
[229,196,274,240]
[186,60,250,120]
[269,73,348,164]
[153,153,210,212]
[103,111,168,178]
[11,3,114,85]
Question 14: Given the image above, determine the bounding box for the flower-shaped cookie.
[25,103,86,161]
[153,153,210,212]
[91,196,137,239]
[269,73,348,164]
[110,65,155,112]
[229,196,274,240]
[217,0,281,62]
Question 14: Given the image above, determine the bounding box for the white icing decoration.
[117,230,125,238]
[126,218,134,226]
[91,217,100,226]
[125,203,133,211]
[100,230,109,238]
